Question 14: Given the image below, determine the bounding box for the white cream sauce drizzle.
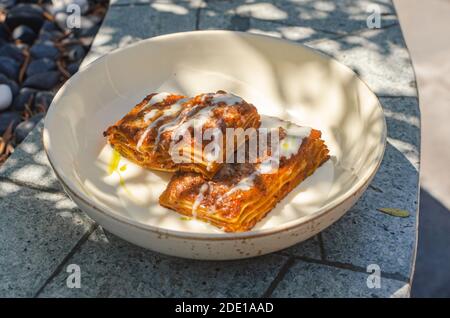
[192,183,209,217]
[137,98,184,150]
[261,115,311,162]
[138,92,246,155]
[221,116,312,198]
[224,173,257,196]
[142,92,171,110]
[143,109,159,122]
[154,103,199,144]
[141,93,172,123]
[154,92,243,147]
[172,106,213,137]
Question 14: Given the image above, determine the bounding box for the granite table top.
[0,0,420,297]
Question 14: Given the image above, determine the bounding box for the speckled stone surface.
[278,235,324,260]
[39,228,287,297]
[199,0,397,36]
[306,26,417,97]
[0,0,419,297]
[320,97,420,277]
[0,179,95,297]
[271,260,410,298]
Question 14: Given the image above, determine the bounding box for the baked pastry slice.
[159,118,330,232]
[104,91,260,178]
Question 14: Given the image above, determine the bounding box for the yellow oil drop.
[108,149,121,175]
[108,149,129,193]
[281,141,290,151]
[108,149,141,204]
[118,175,125,187]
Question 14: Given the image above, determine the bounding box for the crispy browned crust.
[104,91,261,178]
[159,128,330,232]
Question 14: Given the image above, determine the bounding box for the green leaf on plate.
[377,208,410,218]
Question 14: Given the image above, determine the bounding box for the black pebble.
[30,42,60,59]
[36,31,53,43]
[36,29,62,43]
[0,111,22,135]
[67,62,80,75]
[0,73,19,97]
[0,56,20,80]
[26,58,56,77]
[41,21,59,33]
[11,87,37,111]
[0,43,25,63]
[0,23,9,41]
[12,25,36,45]
[5,4,44,32]
[0,0,16,10]
[23,71,60,90]
[66,44,85,62]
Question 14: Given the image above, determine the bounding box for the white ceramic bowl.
[43,30,386,260]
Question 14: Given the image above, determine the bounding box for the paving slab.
[271,259,409,298]
[305,25,417,97]
[277,235,323,260]
[87,2,198,54]
[320,97,419,279]
[199,0,397,37]
[110,0,204,7]
[0,180,95,297]
[199,4,333,43]
[38,228,287,297]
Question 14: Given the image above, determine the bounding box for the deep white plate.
[43,30,386,260]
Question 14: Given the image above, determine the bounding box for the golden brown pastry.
[159,118,330,232]
[104,91,260,178]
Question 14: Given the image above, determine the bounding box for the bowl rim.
[43,30,387,240]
